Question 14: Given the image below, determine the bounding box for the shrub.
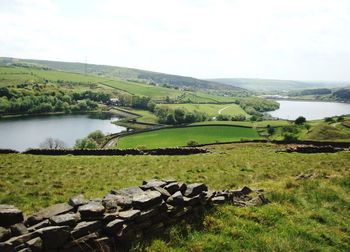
[295,116,306,125]
[283,133,298,142]
[187,140,199,147]
[324,117,335,123]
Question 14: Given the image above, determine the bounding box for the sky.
[1,0,350,81]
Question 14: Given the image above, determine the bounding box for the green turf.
[117,125,260,149]
[0,143,349,251]
[157,103,247,117]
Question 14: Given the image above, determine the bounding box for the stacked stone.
[280,145,341,153]
[0,179,267,252]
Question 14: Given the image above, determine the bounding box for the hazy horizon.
[1,0,350,81]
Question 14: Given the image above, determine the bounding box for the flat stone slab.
[26,237,43,252]
[71,221,102,239]
[211,196,226,204]
[111,186,144,197]
[27,203,73,225]
[105,219,124,235]
[167,191,184,206]
[132,191,162,209]
[78,202,105,219]
[184,183,208,197]
[68,194,88,208]
[163,182,180,195]
[141,179,167,190]
[103,193,132,210]
[10,223,28,236]
[118,209,141,220]
[50,213,80,226]
[0,205,24,227]
[0,227,11,242]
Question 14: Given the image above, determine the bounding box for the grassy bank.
[117,125,260,149]
[0,143,349,250]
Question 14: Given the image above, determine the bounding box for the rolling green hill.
[0,57,244,93]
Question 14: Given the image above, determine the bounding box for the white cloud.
[0,0,350,81]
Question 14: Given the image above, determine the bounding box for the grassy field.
[0,143,349,251]
[191,120,292,128]
[157,104,247,117]
[117,125,260,149]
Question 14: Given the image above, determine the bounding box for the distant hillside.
[0,57,243,92]
[209,78,348,92]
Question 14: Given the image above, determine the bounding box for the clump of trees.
[237,97,280,116]
[74,130,105,149]
[295,116,306,125]
[216,114,246,121]
[0,84,108,115]
[154,107,208,125]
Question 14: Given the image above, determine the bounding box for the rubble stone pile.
[0,179,268,252]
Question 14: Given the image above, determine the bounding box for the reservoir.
[0,114,126,151]
[269,100,350,120]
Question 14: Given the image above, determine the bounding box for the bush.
[187,140,199,147]
[324,117,335,123]
[295,116,306,125]
[87,130,105,142]
[74,137,98,149]
[283,133,298,142]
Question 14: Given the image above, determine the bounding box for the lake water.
[0,114,126,151]
[269,100,350,120]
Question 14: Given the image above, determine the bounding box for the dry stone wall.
[0,179,268,252]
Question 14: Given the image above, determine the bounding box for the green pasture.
[117,125,260,149]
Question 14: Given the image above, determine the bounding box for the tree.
[267,125,275,135]
[87,130,105,142]
[294,116,306,125]
[74,137,98,149]
[187,140,199,147]
[39,138,67,149]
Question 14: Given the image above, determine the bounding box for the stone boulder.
[78,202,105,219]
[132,191,162,209]
[0,205,24,227]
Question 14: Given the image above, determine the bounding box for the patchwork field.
[117,125,260,149]
[0,143,349,251]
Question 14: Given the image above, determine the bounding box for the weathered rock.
[164,182,180,195]
[183,194,203,206]
[78,202,105,219]
[27,203,73,226]
[105,219,124,235]
[27,219,50,232]
[118,209,141,221]
[94,237,116,251]
[10,223,28,236]
[211,196,226,204]
[102,193,131,210]
[241,186,253,195]
[68,194,88,208]
[61,232,99,252]
[184,183,208,197]
[0,205,24,227]
[167,191,184,206]
[26,237,42,252]
[153,186,171,199]
[0,227,11,242]
[17,247,31,252]
[2,232,38,247]
[111,186,144,197]
[178,183,187,194]
[50,213,80,226]
[141,179,167,190]
[71,221,102,239]
[162,178,177,184]
[132,191,162,209]
[102,213,118,224]
[36,225,70,249]
[136,207,159,223]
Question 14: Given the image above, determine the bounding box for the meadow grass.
[0,143,349,251]
[117,125,260,149]
[191,120,292,128]
[157,103,247,117]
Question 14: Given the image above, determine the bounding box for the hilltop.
[209,78,348,93]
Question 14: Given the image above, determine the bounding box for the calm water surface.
[269,100,350,120]
[0,114,126,151]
